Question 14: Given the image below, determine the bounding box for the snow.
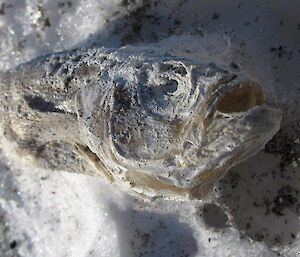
[1,0,300,256]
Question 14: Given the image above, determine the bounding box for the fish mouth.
[212,79,282,138]
[215,80,266,114]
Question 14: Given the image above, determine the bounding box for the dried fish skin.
[0,46,282,200]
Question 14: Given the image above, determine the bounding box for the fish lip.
[240,104,282,135]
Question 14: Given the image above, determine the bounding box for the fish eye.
[161,79,178,94]
[149,78,179,98]
[216,81,265,114]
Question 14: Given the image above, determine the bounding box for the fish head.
[76,50,282,199]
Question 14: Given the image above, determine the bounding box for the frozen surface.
[0,0,300,256]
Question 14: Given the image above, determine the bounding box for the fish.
[0,45,282,200]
